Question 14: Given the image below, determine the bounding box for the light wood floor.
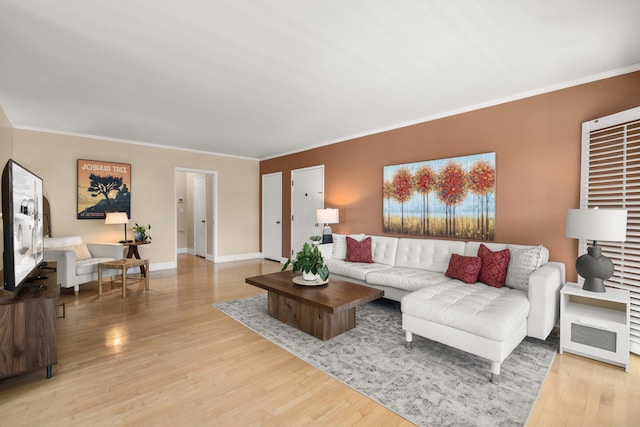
[0,255,638,426]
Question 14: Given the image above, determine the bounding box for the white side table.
[560,282,630,372]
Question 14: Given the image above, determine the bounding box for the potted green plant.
[310,235,322,245]
[131,223,152,242]
[282,242,329,281]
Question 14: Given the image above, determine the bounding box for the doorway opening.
[174,168,218,263]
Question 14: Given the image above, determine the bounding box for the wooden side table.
[98,258,149,298]
[122,241,150,275]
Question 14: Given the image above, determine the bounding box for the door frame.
[174,167,218,263]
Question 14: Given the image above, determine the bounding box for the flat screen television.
[2,159,44,292]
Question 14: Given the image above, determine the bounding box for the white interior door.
[291,165,324,257]
[193,175,206,257]
[262,172,282,261]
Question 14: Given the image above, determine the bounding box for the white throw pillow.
[505,245,543,291]
[332,234,346,259]
[348,233,367,242]
[332,234,367,260]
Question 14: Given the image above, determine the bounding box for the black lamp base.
[576,245,614,293]
[582,277,606,293]
[321,225,333,244]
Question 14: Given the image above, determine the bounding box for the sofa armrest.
[86,242,124,259]
[43,249,77,287]
[527,261,565,340]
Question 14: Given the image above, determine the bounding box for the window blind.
[582,106,640,355]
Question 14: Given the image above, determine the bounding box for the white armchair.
[43,235,124,294]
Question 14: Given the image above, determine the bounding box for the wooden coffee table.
[245,271,383,340]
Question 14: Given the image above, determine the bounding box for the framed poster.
[77,159,131,219]
[383,152,496,240]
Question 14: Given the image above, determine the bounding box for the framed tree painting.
[383,152,496,240]
[77,159,131,219]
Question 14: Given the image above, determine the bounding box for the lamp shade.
[565,208,627,242]
[316,208,339,224]
[105,212,129,225]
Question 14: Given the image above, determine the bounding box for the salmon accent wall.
[260,71,640,282]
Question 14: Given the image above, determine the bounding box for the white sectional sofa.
[319,233,565,382]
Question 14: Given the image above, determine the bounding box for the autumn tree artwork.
[77,159,131,219]
[383,153,496,240]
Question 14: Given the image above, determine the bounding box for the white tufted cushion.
[395,238,466,273]
[324,259,391,281]
[402,281,529,342]
[366,267,452,292]
[370,236,398,265]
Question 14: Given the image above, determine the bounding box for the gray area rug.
[213,294,558,427]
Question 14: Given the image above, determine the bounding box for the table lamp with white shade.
[105,212,130,243]
[316,208,339,244]
[565,207,628,292]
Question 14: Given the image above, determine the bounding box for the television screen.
[2,160,44,291]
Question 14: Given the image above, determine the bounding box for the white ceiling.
[1,1,640,160]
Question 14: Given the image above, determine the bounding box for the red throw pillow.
[477,244,511,288]
[445,254,482,284]
[345,236,373,263]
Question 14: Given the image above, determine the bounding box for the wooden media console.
[0,263,58,379]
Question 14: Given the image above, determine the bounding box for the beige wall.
[0,106,13,271]
[12,129,260,269]
[261,71,640,282]
[0,106,12,166]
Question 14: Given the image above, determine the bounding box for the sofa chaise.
[318,234,565,382]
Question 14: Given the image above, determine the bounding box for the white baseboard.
[174,250,277,264]
[150,261,176,271]
[180,248,209,258]
[214,252,262,263]
[126,261,176,274]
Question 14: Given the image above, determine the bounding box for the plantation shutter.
[581,106,640,355]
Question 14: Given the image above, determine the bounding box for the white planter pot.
[302,271,319,281]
